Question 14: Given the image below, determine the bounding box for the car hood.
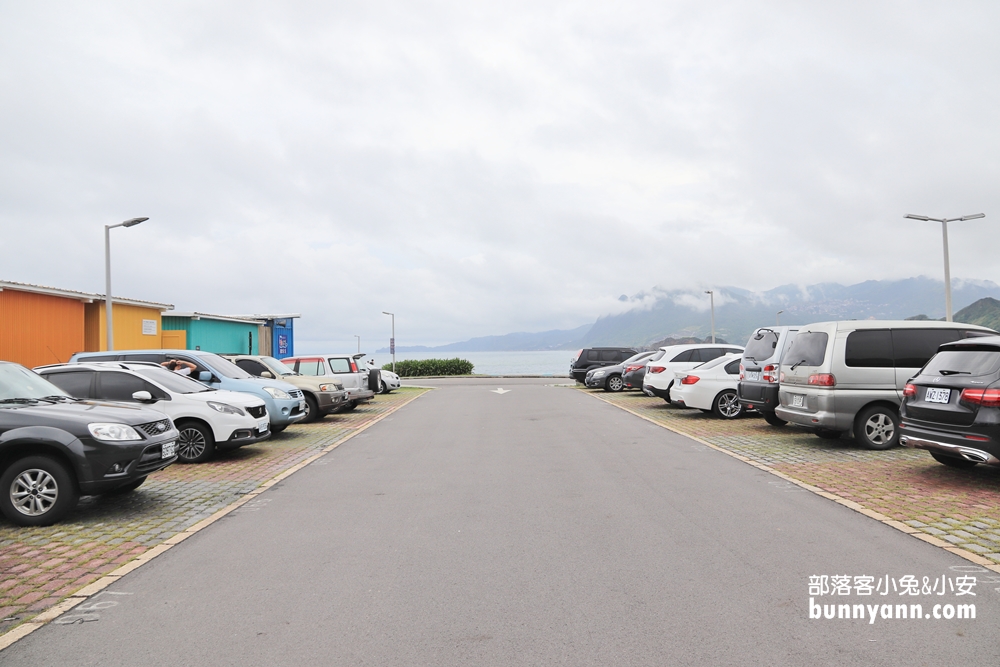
[0,399,169,426]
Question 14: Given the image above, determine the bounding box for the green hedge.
[382,358,474,377]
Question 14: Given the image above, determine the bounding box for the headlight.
[88,423,142,441]
[319,383,338,392]
[593,371,606,377]
[207,401,245,416]
[262,387,291,399]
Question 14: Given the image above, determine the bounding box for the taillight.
[649,366,666,374]
[779,371,786,383]
[903,384,917,398]
[763,365,778,383]
[960,388,1000,408]
[625,365,642,372]
[739,364,745,381]
[807,374,836,386]
[350,361,358,372]
[681,375,700,385]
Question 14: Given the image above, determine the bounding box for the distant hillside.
[377,324,592,353]
[954,297,1000,331]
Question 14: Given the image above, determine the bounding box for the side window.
[44,371,95,398]
[599,350,618,362]
[724,360,741,375]
[236,359,268,376]
[670,350,695,363]
[328,358,352,373]
[725,348,743,355]
[845,330,893,368]
[297,359,324,376]
[76,355,117,363]
[619,351,634,362]
[697,348,725,362]
[123,354,166,363]
[891,329,962,368]
[98,372,152,401]
[586,350,601,361]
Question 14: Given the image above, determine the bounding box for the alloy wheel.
[10,469,59,517]
[717,392,741,418]
[178,427,208,460]
[864,413,895,446]
[607,376,624,392]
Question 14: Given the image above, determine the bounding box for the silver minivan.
[737,326,798,426]
[775,320,995,449]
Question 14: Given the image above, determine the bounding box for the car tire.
[762,411,787,427]
[271,424,287,434]
[301,395,320,423]
[929,451,979,469]
[712,390,744,419]
[0,455,79,527]
[814,428,843,440]
[604,375,624,392]
[662,381,674,404]
[107,476,147,494]
[854,405,900,450]
[379,381,389,394]
[341,400,358,412]
[176,421,216,463]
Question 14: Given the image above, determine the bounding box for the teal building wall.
[162,316,259,354]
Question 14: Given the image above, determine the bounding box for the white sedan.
[668,354,746,419]
[377,368,401,393]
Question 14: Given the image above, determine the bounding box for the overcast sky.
[2,1,999,350]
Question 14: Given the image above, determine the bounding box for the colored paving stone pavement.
[0,388,428,636]
[584,388,1000,563]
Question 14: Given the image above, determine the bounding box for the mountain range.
[380,277,1000,352]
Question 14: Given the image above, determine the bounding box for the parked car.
[38,362,270,463]
[623,349,666,390]
[0,361,177,526]
[775,321,995,449]
[900,335,1000,469]
[569,348,637,384]
[669,354,745,418]
[69,349,307,433]
[584,351,657,392]
[643,344,745,403]
[281,354,376,409]
[737,326,799,426]
[224,354,348,423]
[367,361,400,393]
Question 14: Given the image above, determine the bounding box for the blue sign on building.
[277,333,289,356]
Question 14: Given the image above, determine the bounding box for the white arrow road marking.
[491,388,510,394]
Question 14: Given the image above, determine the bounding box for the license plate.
[745,371,761,382]
[791,394,804,408]
[925,387,951,404]
[161,441,176,459]
[258,419,269,432]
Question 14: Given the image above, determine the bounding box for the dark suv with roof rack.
[569,347,638,384]
[0,361,178,526]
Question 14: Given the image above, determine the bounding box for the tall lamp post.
[776,310,783,325]
[354,335,360,354]
[105,217,148,350]
[904,213,985,321]
[382,311,395,373]
[704,290,715,344]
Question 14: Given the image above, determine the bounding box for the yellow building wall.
[84,303,165,351]
[0,289,86,367]
[161,330,186,349]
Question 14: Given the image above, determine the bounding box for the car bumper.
[645,384,672,400]
[585,375,606,388]
[217,424,272,451]
[738,382,780,411]
[317,390,348,414]
[269,396,308,426]
[775,388,846,430]
[346,388,376,402]
[899,423,1000,466]
[78,436,178,494]
[623,369,645,388]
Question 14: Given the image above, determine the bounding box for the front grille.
[288,389,303,400]
[136,418,173,438]
[246,405,266,418]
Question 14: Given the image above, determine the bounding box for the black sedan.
[585,351,657,392]
[900,335,1000,469]
[623,349,664,391]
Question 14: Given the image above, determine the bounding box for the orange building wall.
[0,289,87,367]
[84,303,165,351]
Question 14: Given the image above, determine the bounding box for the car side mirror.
[197,371,214,383]
[132,390,154,402]
[261,371,274,379]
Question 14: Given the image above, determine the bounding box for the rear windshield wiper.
[790,359,807,370]
[937,369,971,376]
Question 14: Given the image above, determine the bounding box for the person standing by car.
[162,358,197,376]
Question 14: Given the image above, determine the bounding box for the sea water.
[367,350,575,376]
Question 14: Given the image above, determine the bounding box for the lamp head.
[960,213,985,221]
[122,217,148,227]
[904,214,930,221]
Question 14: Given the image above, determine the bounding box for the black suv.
[570,347,637,384]
[0,361,178,526]
[900,335,1000,470]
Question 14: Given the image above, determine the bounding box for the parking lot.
[0,388,427,637]
[584,387,1000,569]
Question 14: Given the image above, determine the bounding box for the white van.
[775,320,995,449]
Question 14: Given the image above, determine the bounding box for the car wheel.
[762,411,787,427]
[379,380,389,394]
[712,390,744,419]
[271,424,286,434]
[176,421,216,463]
[662,381,674,404]
[814,428,843,440]
[604,375,624,392]
[854,405,900,450]
[340,400,358,412]
[0,455,79,527]
[301,395,320,423]
[929,451,979,469]
[107,476,147,494]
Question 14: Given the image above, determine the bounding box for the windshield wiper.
[937,369,971,376]
[39,395,79,402]
[0,398,40,404]
[790,359,808,370]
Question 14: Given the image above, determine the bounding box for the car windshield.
[0,364,70,402]
[198,353,254,379]
[782,332,829,367]
[744,329,779,362]
[259,356,297,376]
[922,350,1000,377]
[133,367,214,393]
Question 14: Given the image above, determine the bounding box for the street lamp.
[904,213,985,321]
[382,311,395,373]
[104,217,148,350]
[776,310,784,325]
[704,290,715,344]
[354,335,360,354]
